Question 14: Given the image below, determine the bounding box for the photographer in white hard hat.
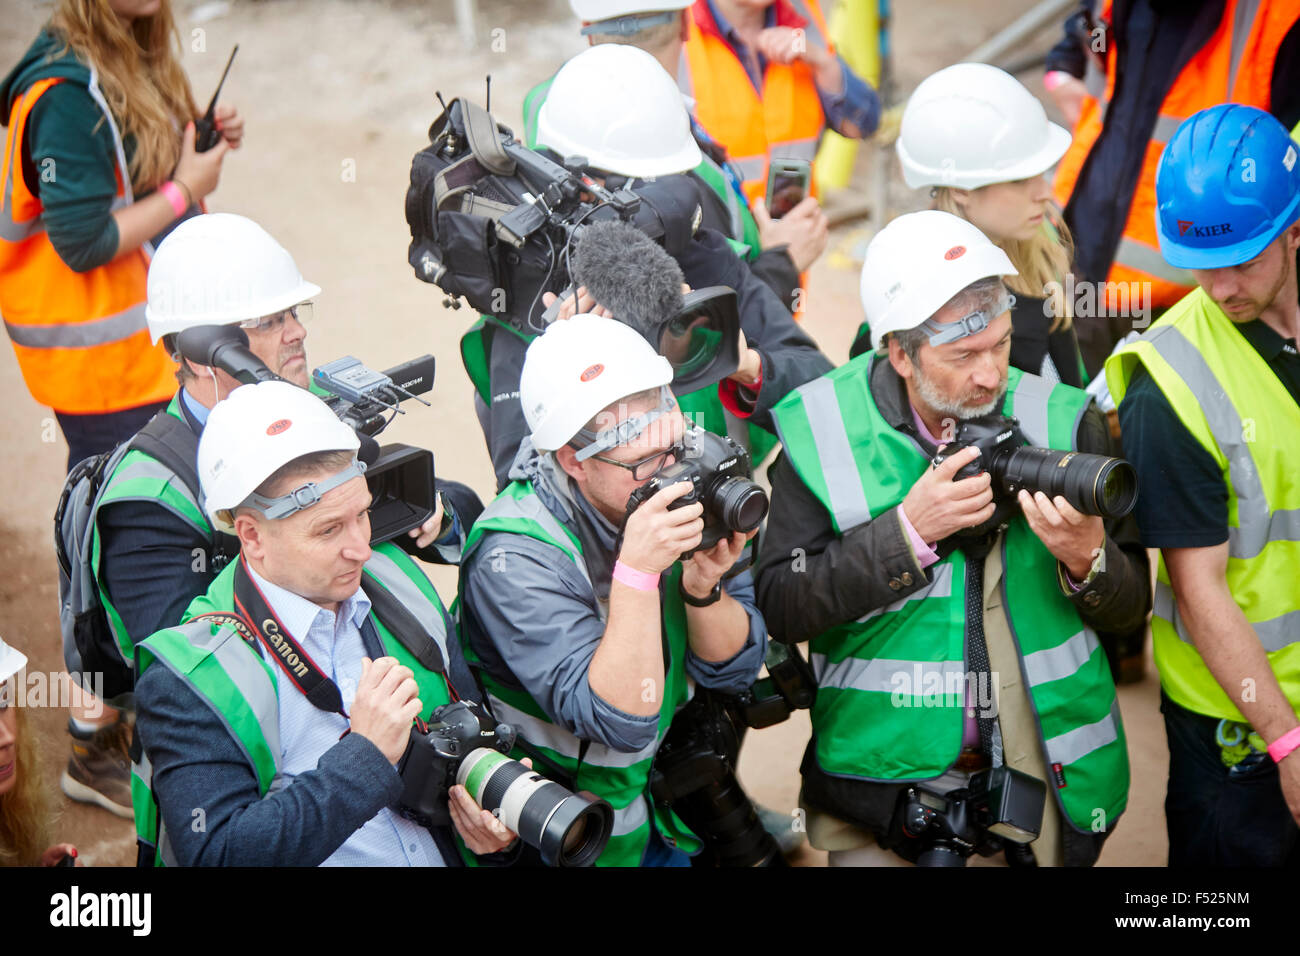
[755,210,1150,867]
[132,382,518,866]
[59,212,460,823]
[458,315,766,866]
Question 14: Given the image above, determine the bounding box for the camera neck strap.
[194,557,352,719]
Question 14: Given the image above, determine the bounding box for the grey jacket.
[459,441,767,754]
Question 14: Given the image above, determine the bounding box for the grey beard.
[912,365,1005,424]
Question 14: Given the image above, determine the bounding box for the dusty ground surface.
[0,0,1167,868]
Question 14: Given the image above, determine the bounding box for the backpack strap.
[129,411,237,568]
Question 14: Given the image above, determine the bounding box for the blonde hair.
[0,703,53,867]
[933,187,1076,333]
[49,0,199,194]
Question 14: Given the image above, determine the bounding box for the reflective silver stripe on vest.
[1113,237,1194,286]
[797,377,872,529]
[612,795,650,837]
[86,66,136,207]
[701,154,745,240]
[1008,371,1055,447]
[1146,325,1300,560]
[104,455,202,514]
[363,548,452,667]
[1228,0,1264,99]
[1084,56,1106,100]
[810,653,966,695]
[4,301,148,349]
[730,154,767,183]
[0,100,45,242]
[1044,699,1120,767]
[770,137,820,163]
[488,694,660,769]
[1155,579,1300,653]
[1023,629,1100,687]
[856,562,954,624]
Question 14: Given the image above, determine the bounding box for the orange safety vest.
[1053,0,1300,310]
[680,0,830,206]
[0,74,176,415]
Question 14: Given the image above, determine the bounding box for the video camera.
[930,412,1138,537]
[396,700,613,867]
[404,96,702,334]
[175,324,438,543]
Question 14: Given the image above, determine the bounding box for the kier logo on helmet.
[944,246,966,260]
[580,364,604,382]
[266,419,292,436]
[1178,220,1233,238]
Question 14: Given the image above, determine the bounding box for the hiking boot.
[61,716,133,819]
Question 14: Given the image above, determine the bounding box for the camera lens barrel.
[457,748,614,867]
[707,476,769,533]
[994,446,1138,518]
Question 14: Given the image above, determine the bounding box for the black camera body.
[888,765,1047,867]
[396,700,514,829]
[930,412,1138,531]
[397,700,615,867]
[624,427,769,558]
[405,97,701,333]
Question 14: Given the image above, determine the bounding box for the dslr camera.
[930,412,1138,536]
[624,426,769,558]
[887,766,1047,867]
[397,700,614,867]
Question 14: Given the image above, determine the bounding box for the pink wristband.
[159,180,188,216]
[1043,70,1072,92]
[1268,725,1300,764]
[613,561,661,592]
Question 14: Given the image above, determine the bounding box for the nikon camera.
[624,426,769,558]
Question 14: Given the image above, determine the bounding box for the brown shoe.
[61,717,133,819]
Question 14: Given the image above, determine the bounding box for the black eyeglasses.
[588,439,685,481]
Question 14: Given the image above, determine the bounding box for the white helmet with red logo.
[859,210,1018,351]
[197,380,360,531]
[521,314,673,452]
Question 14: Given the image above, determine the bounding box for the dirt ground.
[0,0,1168,867]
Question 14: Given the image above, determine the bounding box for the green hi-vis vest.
[771,356,1129,832]
[1106,289,1300,721]
[459,317,778,465]
[93,393,210,668]
[459,480,702,866]
[130,543,454,867]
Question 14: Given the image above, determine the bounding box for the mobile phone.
[765,158,811,219]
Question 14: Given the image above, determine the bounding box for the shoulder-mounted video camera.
[175,324,438,544]
[404,95,702,333]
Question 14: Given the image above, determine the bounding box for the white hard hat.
[521,314,674,452]
[536,45,702,178]
[0,636,27,686]
[146,213,321,344]
[570,0,690,19]
[198,380,360,532]
[896,63,1072,190]
[860,210,1018,351]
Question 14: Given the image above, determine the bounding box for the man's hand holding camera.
[1017,490,1104,581]
[619,481,705,576]
[682,530,753,601]
[901,445,997,543]
[352,657,424,765]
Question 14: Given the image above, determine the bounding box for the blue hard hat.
[1155,104,1300,269]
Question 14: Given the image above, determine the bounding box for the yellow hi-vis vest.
[1106,289,1300,720]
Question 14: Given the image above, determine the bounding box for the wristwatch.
[680,577,723,607]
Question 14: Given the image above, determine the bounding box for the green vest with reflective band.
[460,480,702,866]
[94,393,209,668]
[1106,289,1300,721]
[771,356,1129,832]
[130,543,454,866]
[459,318,778,464]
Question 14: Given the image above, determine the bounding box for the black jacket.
[479,225,832,491]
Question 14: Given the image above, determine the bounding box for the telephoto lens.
[996,446,1138,518]
[456,749,614,867]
